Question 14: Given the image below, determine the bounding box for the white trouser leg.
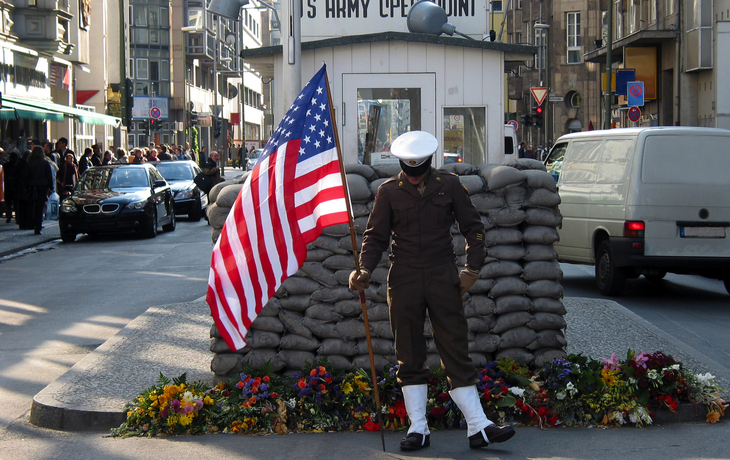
[449,385,494,437]
[402,384,430,436]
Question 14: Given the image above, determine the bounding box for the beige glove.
[349,270,371,291]
[459,269,479,296]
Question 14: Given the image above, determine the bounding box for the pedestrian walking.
[25,146,54,234]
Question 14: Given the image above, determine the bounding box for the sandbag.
[206,203,231,229]
[363,303,390,322]
[334,269,353,286]
[526,280,564,299]
[495,348,534,366]
[338,235,362,253]
[335,299,369,317]
[530,297,567,315]
[336,319,367,338]
[306,248,333,262]
[489,276,528,298]
[485,228,523,246]
[249,316,285,333]
[318,338,358,356]
[211,227,222,244]
[480,215,496,232]
[471,295,496,315]
[533,348,568,368]
[310,235,350,254]
[311,287,355,303]
[469,352,491,367]
[216,184,244,208]
[466,316,491,333]
[491,311,532,334]
[278,295,312,312]
[345,163,379,181]
[522,261,564,281]
[487,244,525,261]
[452,234,467,256]
[370,267,389,284]
[211,354,245,376]
[242,348,284,370]
[426,353,443,369]
[486,207,527,227]
[210,337,233,353]
[280,334,321,351]
[522,226,560,245]
[523,170,557,192]
[501,185,528,208]
[209,179,238,204]
[352,203,371,218]
[440,162,478,176]
[525,207,562,227]
[305,303,344,322]
[301,317,342,339]
[499,326,539,349]
[281,276,322,295]
[322,223,350,237]
[525,188,561,207]
[258,299,281,317]
[352,354,395,371]
[279,350,317,370]
[279,310,313,338]
[527,329,567,350]
[372,163,402,178]
[323,254,356,270]
[480,261,523,279]
[469,278,497,294]
[469,333,501,353]
[479,165,527,190]
[320,354,353,371]
[370,177,389,196]
[506,158,547,172]
[472,193,506,213]
[527,312,567,330]
[523,244,558,262]
[353,216,369,234]
[299,262,338,287]
[459,175,486,195]
[358,337,394,355]
[494,295,532,314]
[369,321,394,339]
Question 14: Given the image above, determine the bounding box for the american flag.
[207,65,350,351]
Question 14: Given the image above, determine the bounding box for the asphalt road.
[560,263,730,377]
[0,216,213,445]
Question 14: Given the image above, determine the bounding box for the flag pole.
[324,66,386,452]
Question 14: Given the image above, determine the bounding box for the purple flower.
[260,383,268,392]
[171,400,181,412]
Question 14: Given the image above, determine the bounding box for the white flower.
[509,387,525,397]
[629,413,638,424]
[696,372,716,387]
[566,382,575,390]
[556,391,567,400]
[647,369,659,380]
[182,391,195,403]
[668,364,680,371]
[613,412,625,424]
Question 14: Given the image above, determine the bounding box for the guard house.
[241,4,535,167]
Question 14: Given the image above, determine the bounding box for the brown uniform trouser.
[387,261,479,389]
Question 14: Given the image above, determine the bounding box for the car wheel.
[189,198,202,221]
[144,208,158,238]
[595,240,627,296]
[163,208,176,232]
[60,230,76,243]
[644,270,667,282]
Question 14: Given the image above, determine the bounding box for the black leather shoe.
[469,425,515,449]
[400,432,430,451]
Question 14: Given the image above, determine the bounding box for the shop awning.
[3,95,121,126]
[1,99,65,122]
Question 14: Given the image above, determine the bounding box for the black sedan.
[151,160,207,221]
[58,164,176,242]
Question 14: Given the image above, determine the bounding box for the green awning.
[0,108,17,120]
[3,95,121,127]
[1,100,65,122]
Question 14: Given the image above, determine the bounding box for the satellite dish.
[225,34,237,47]
[207,0,249,20]
[407,1,474,40]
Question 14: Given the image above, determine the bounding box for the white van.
[545,127,730,295]
[504,124,518,163]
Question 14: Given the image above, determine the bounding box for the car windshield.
[155,163,193,181]
[78,168,148,190]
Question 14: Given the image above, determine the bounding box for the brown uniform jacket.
[360,168,485,273]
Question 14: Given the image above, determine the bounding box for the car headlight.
[60,201,77,213]
[176,189,194,200]
[126,201,146,209]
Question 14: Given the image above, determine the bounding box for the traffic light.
[189,111,199,127]
[214,117,222,138]
[150,118,162,131]
[520,114,533,126]
[533,105,544,127]
[139,120,149,131]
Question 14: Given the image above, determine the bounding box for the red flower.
[363,420,381,431]
[537,407,549,417]
[395,406,407,418]
[236,381,244,389]
[547,416,559,427]
[263,376,271,382]
[430,407,448,419]
[310,369,318,376]
[297,380,307,389]
[436,393,451,403]
[271,392,278,398]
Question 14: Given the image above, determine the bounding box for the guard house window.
[491,1,503,12]
[567,12,581,64]
[357,88,421,165]
[443,108,486,166]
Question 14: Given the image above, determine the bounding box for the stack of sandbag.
[205,173,249,244]
[209,160,566,377]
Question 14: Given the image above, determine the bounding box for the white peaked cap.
[390,131,439,167]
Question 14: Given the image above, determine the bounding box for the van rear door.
[631,132,730,258]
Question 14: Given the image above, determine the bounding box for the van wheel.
[595,241,627,296]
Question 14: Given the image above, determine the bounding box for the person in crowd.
[44,147,59,191]
[91,144,103,166]
[525,144,534,159]
[203,150,224,186]
[42,140,60,166]
[349,131,515,452]
[57,152,78,199]
[517,141,527,158]
[157,144,174,161]
[199,146,208,167]
[102,150,114,165]
[148,147,159,162]
[114,148,129,164]
[3,150,21,224]
[237,144,245,168]
[55,137,76,166]
[25,146,54,234]
[79,147,94,175]
[130,148,145,164]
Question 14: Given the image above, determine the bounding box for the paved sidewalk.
[0,218,60,258]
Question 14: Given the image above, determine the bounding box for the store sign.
[132,96,169,119]
[302,0,489,39]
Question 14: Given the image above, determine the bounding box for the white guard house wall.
[242,33,536,166]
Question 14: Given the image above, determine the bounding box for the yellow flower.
[342,382,353,394]
[707,411,721,423]
[204,395,215,405]
[179,414,192,426]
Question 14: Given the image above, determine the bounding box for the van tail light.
[457,158,463,163]
[624,221,645,238]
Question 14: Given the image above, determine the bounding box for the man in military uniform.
[349,131,515,451]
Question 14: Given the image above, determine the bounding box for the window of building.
[614,0,623,39]
[443,108,486,166]
[160,59,170,80]
[128,59,134,78]
[649,0,657,23]
[136,59,149,79]
[135,82,149,95]
[567,12,581,64]
[149,29,159,44]
[534,26,545,70]
[160,7,169,28]
[491,1,503,12]
[149,7,159,28]
[133,27,149,44]
[150,61,159,81]
[134,5,147,26]
[666,0,674,16]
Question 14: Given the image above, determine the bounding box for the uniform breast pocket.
[391,200,416,229]
[430,195,453,228]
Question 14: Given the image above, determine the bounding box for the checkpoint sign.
[150,106,161,119]
[531,87,548,106]
[628,106,641,123]
[627,81,644,107]
[507,120,518,129]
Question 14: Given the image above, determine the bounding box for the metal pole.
[604,0,613,129]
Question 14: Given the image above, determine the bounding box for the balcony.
[11,3,75,56]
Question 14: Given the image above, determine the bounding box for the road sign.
[628,106,641,122]
[507,120,518,129]
[531,87,547,106]
[150,107,161,119]
[627,82,644,107]
[549,96,564,102]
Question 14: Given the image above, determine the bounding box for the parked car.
[545,127,730,295]
[151,160,207,221]
[58,164,176,242]
[246,149,263,171]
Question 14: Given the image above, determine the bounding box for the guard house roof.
[240,31,538,79]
